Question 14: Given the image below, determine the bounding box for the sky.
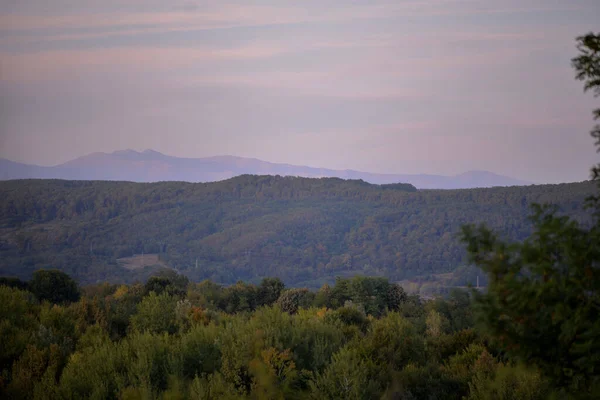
[0,0,598,183]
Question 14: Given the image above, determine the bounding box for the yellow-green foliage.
[467,362,552,400]
[0,286,38,376]
[0,270,592,400]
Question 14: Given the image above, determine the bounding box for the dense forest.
[0,270,565,399]
[0,176,595,288]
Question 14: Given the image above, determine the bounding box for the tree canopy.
[0,272,552,399]
[29,269,80,305]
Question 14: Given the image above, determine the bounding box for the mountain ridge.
[0,149,532,189]
[0,176,593,286]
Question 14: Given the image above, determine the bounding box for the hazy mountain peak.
[0,150,533,189]
[142,149,164,156]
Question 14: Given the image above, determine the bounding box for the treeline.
[0,176,595,286]
[0,270,557,399]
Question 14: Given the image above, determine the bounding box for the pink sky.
[0,0,598,183]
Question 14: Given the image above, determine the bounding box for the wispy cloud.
[0,26,560,86]
[0,43,292,82]
[0,1,588,37]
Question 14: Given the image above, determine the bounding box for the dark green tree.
[386,283,408,312]
[144,270,189,298]
[461,33,600,396]
[0,277,28,291]
[219,281,258,313]
[257,277,285,307]
[29,269,80,304]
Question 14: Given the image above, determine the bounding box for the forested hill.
[0,175,595,287]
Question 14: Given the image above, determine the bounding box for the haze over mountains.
[0,149,532,189]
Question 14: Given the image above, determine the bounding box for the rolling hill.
[0,149,531,189]
[0,176,594,287]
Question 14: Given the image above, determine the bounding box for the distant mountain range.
[0,149,532,189]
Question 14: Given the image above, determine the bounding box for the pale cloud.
[0,27,557,86]
[0,43,291,82]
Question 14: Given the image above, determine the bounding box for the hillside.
[0,176,594,287]
[0,149,531,189]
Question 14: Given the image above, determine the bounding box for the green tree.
[58,340,124,399]
[313,283,332,308]
[219,281,258,313]
[144,270,189,298]
[348,276,390,316]
[29,269,80,304]
[130,291,178,334]
[179,324,221,378]
[361,313,426,372]
[310,345,383,399]
[0,286,37,374]
[425,310,446,338]
[461,33,600,396]
[383,363,464,400]
[189,373,240,400]
[467,362,552,400]
[386,283,408,312]
[257,278,285,307]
